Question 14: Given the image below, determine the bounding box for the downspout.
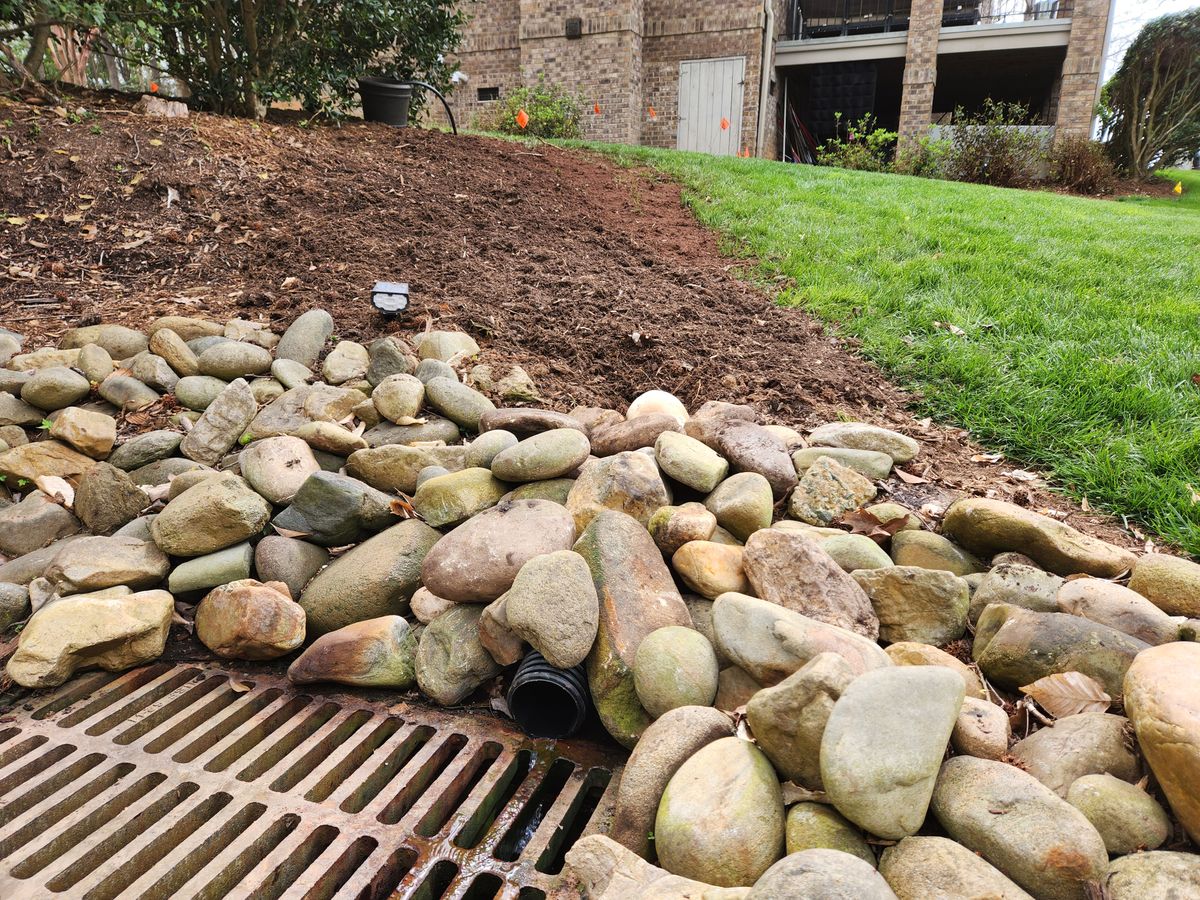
[756,0,775,157]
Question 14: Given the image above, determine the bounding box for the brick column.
[898,0,943,143]
[1054,0,1113,139]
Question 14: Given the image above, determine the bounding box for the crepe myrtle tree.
[112,0,464,118]
[0,1,108,96]
[1101,8,1200,178]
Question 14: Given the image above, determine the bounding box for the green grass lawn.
[1121,168,1200,212]
[580,142,1200,554]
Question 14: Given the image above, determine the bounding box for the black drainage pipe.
[507,651,590,740]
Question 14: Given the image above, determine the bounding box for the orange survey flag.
[720,117,730,130]
[1175,181,1184,195]
[594,102,602,115]
[515,108,529,129]
[648,105,657,118]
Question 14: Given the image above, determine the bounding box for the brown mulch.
[0,89,1147,553]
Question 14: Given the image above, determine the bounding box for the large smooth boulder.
[420,499,576,602]
[195,579,305,660]
[784,803,875,866]
[412,467,507,527]
[150,474,272,557]
[0,440,96,481]
[48,406,117,459]
[853,566,968,645]
[44,535,170,594]
[238,436,319,504]
[6,590,173,688]
[656,737,784,887]
[1010,712,1141,797]
[884,641,985,699]
[878,836,1034,900]
[563,834,750,900]
[672,541,750,599]
[1105,851,1200,900]
[288,615,417,687]
[414,604,502,705]
[298,519,439,636]
[747,849,897,900]
[1066,773,1171,855]
[743,529,879,640]
[654,431,728,493]
[808,421,919,463]
[704,472,773,541]
[490,428,591,482]
[633,626,719,718]
[1124,641,1200,844]
[576,511,692,747]
[504,550,599,668]
[346,443,465,494]
[969,563,1065,624]
[931,756,1109,900]
[276,309,333,368]
[821,666,964,839]
[0,491,83,557]
[609,705,734,858]
[284,471,399,546]
[716,422,797,500]
[941,498,1136,577]
[1057,577,1181,645]
[566,452,672,533]
[1128,553,1200,617]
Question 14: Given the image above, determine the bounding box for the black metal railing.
[783,0,1072,40]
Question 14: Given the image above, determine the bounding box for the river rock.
[1011,712,1141,796]
[809,421,919,463]
[108,430,182,470]
[508,477,575,504]
[704,472,773,541]
[504,550,599,668]
[270,358,312,390]
[951,696,1010,760]
[147,316,223,343]
[793,446,893,480]
[0,582,29,632]
[415,604,501,705]
[0,440,96,481]
[789,456,876,526]
[48,406,116,459]
[853,566,969,645]
[417,330,479,361]
[481,408,585,438]
[44,535,170,593]
[10,347,79,371]
[254,535,329,599]
[748,849,896,900]
[363,415,461,448]
[784,803,875,866]
[590,413,681,457]
[747,651,857,788]
[713,592,891,687]
[1066,773,1170,855]
[237,435,318,504]
[299,519,439,635]
[168,542,253,593]
[1057,577,1180,644]
[491,428,591,482]
[346,443,464,494]
[1128,552,1200,617]
[938,760,1110,900]
[198,340,272,380]
[609,705,733,857]
[576,510,691,747]
[563,834,748,900]
[884,641,985,698]
[821,666,964,839]
[195,578,304,660]
[179,378,257,465]
[421,499,576,602]
[148,327,199,376]
[1124,641,1200,843]
[150,474,271,556]
[288,614,417,687]
[174,375,229,411]
[973,603,1147,696]
[21,365,91,410]
[477,593,523,665]
[633,626,719,717]
[0,393,43,426]
[292,420,366,456]
[649,503,717,555]
[0,491,82,556]
[371,373,424,422]
[423,377,494,432]
[654,431,728,492]
[364,336,414,385]
[566,451,671,533]
[743,529,879,639]
[942,498,1136,577]
[672,541,749,599]
[821,533,894,572]
[878,836,1034,900]
[463,429,517,469]
[70,463,146,536]
[98,373,160,410]
[969,562,1063,623]
[276,309,333,368]
[410,587,454,624]
[716,422,797,499]
[413,467,507,527]
[6,589,173,688]
[321,340,368,384]
[60,323,147,359]
[890,530,986,575]
[656,737,784,887]
[1106,851,1200,900]
[129,352,179,392]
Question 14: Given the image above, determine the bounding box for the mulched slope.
[0,91,1143,552]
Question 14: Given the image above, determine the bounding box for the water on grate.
[0,663,623,899]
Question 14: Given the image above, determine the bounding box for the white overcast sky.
[1106,0,1197,79]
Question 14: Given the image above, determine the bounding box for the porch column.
[897,0,943,143]
[1054,0,1113,139]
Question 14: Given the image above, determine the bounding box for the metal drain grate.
[0,663,622,899]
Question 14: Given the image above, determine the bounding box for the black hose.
[402,80,458,135]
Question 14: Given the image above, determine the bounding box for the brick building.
[441,0,1114,159]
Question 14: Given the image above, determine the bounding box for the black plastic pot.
[507,651,591,739]
[358,78,413,127]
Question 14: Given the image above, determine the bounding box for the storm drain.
[0,663,622,899]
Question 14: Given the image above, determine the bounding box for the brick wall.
[442,0,522,131]
[1055,0,1111,138]
[897,0,942,141]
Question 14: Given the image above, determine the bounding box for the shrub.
[479,77,581,139]
[1049,136,1116,195]
[817,113,896,172]
[942,100,1045,189]
[895,135,949,179]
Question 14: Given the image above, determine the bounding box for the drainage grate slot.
[356,845,417,899]
[341,724,434,814]
[536,766,613,874]
[173,687,281,763]
[43,780,199,890]
[194,813,301,900]
[417,741,502,838]
[517,889,547,900]
[0,751,105,827]
[142,678,238,754]
[207,694,313,773]
[302,834,378,900]
[31,671,121,721]
[11,771,168,878]
[113,674,227,745]
[271,710,371,793]
[54,666,172,727]
[410,858,458,900]
[462,872,504,899]
[0,726,22,745]
[238,702,341,783]
[305,716,402,803]
[0,762,136,860]
[494,758,576,862]
[83,790,233,900]
[254,823,339,900]
[377,733,468,825]
[140,800,268,900]
[0,734,49,771]
[0,743,76,800]
[454,750,535,850]
[86,668,203,736]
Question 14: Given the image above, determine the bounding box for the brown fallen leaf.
[389,495,416,519]
[273,525,313,539]
[836,508,910,546]
[894,467,929,485]
[230,681,252,693]
[1020,671,1111,719]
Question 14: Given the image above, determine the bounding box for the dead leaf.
[273,525,313,539]
[836,508,910,546]
[1003,469,1039,483]
[389,495,416,519]
[1021,672,1111,719]
[780,783,828,805]
[280,276,299,289]
[166,187,180,208]
[230,680,252,693]
[5,216,27,226]
[80,224,97,242]
[971,452,1004,464]
[933,321,966,337]
[894,467,929,485]
[117,236,151,251]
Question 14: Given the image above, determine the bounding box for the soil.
[0,89,1148,553]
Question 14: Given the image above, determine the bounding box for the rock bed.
[0,311,1196,898]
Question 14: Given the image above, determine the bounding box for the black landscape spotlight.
[371,281,410,315]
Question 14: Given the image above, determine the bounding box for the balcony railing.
[783,0,1072,40]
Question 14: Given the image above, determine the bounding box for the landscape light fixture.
[371,281,410,315]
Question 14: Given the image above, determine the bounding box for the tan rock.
[672,541,750,599]
[288,615,417,688]
[48,407,117,459]
[951,696,1010,760]
[195,579,305,660]
[884,641,985,699]
[0,440,96,481]
[563,835,749,900]
[1128,553,1200,617]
